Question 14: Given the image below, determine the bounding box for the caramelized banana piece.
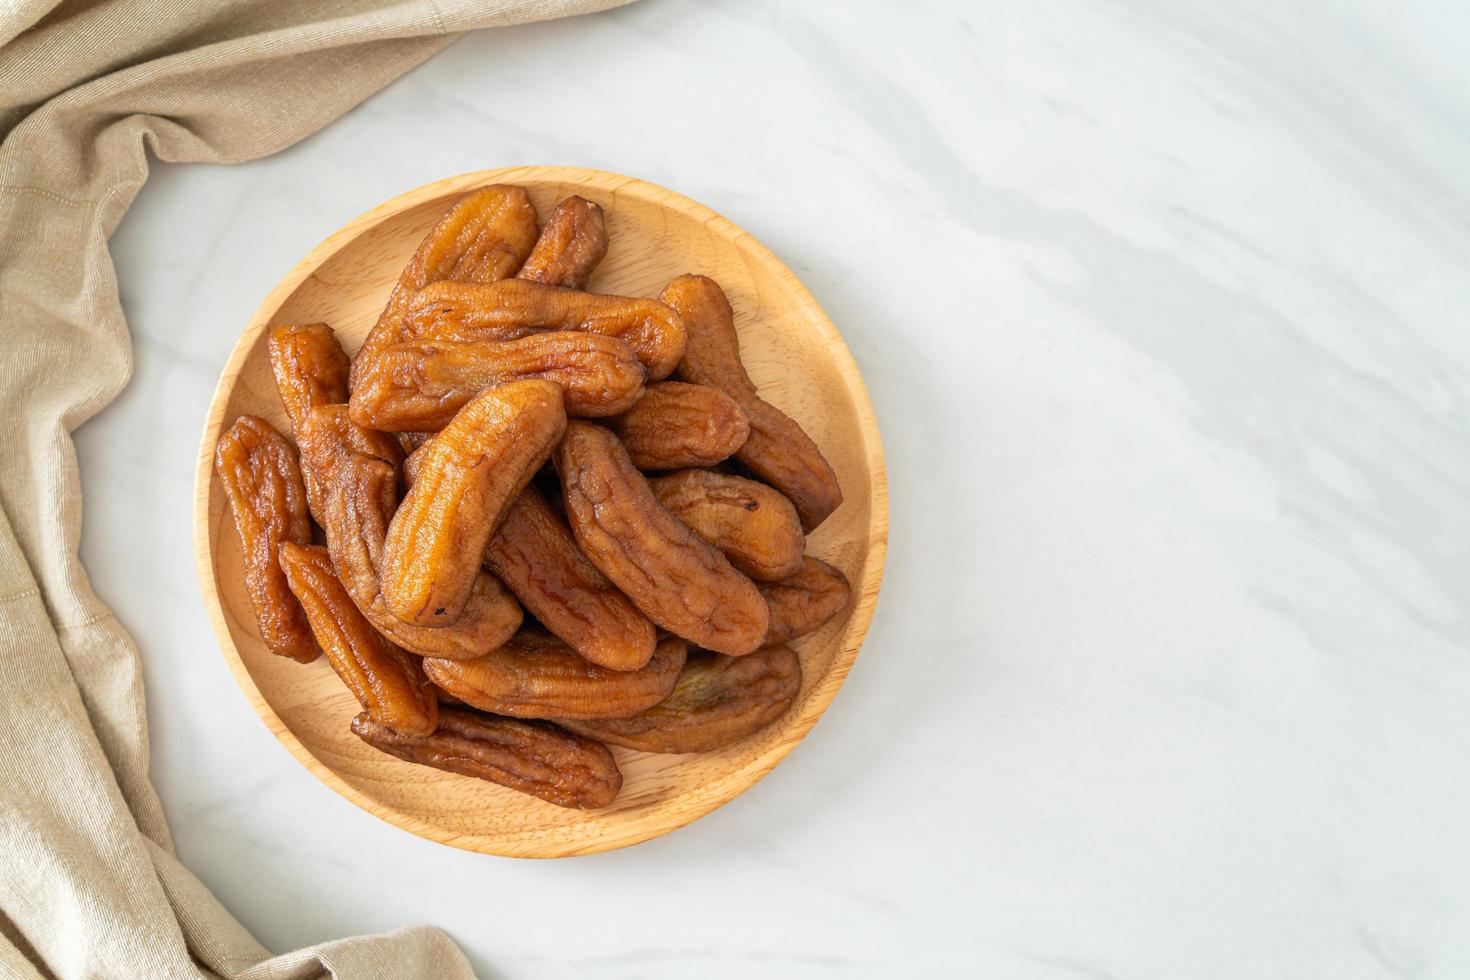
[215,416,318,663]
[558,645,801,754]
[383,380,566,626]
[298,406,522,659]
[405,279,686,381]
[650,469,804,582]
[267,323,350,435]
[483,488,657,671]
[761,557,851,646]
[662,274,842,531]
[351,708,621,810]
[368,571,521,661]
[606,381,750,471]
[350,184,539,390]
[268,323,524,656]
[297,400,406,471]
[349,333,643,431]
[423,632,686,720]
[266,322,354,522]
[297,403,408,605]
[280,543,438,736]
[400,449,650,669]
[556,421,769,655]
[516,196,607,289]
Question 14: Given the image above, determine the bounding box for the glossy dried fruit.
[606,381,749,471]
[351,184,539,390]
[516,195,607,289]
[662,274,842,530]
[761,557,851,646]
[215,416,318,663]
[280,543,438,736]
[558,645,801,754]
[298,405,522,659]
[267,321,357,522]
[650,469,804,582]
[483,487,657,671]
[424,632,686,720]
[401,453,647,668]
[556,420,769,655]
[383,380,566,626]
[405,278,686,381]
[267,323,350,435]
[351,708,621,809]
[297,400,406,473]
[369,570,521,661]
[348,332,643,431]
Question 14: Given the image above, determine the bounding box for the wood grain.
[192,167,888,858]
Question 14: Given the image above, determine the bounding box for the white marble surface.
[79,1,1470,976]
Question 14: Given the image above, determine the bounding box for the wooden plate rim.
[191,165,888,857]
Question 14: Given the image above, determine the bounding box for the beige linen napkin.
[0,2,632,977]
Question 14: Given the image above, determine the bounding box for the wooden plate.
[193,167,887,857]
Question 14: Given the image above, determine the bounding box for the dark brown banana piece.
[405,278,686,381]
[649,469,805,582]
[267,323,350,435]
[607,381,750,471]
[556,420,769,655]
[382,380,566,626]
[351,708,622,810]
[662,274,842,530]
[350,184,539,390]
[557,645,801,754]
[760,557,852,646]
[482,488,657,671]
[266,322,354,523]
[280,543,438,736]
[348,332,644,431]
[297,405,522,659]
[215,416,318,663]
[516,195,607,289]
[423,632,686,720]
[267,326,518,656]
[400,451,654,670]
